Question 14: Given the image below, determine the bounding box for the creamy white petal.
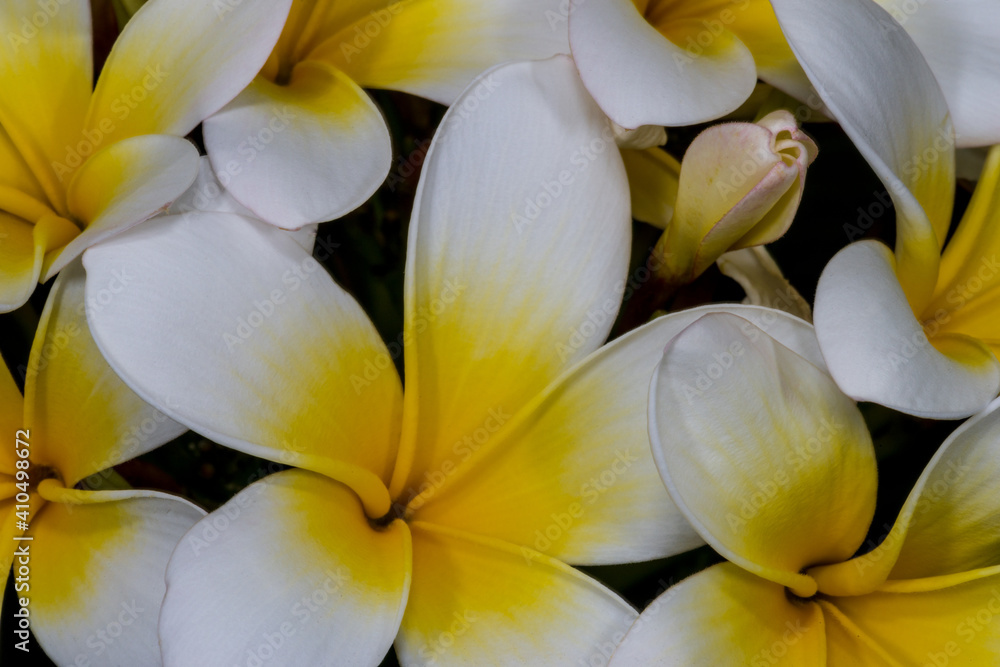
[770,0,955,307]
[570,0,757,128]
[814,240,1000,419]
[412,304,822,566]
[83,212,402,515]
[390,57,631,499]
[30,492,203,667]
[204,63,391,228]
[650,312,876,596]
[159,470,410,667]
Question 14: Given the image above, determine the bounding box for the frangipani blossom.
[769,0,1000,417]
[201,0,569,229]
[574,0,1000,149]
[82,56,822,665]
[1,261,202,666]
[611,312,1000,664]
[0,0,291,314]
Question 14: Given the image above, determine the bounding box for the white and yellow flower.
[574,0,1000,150]
[1,261,202,665]
[200,0,570,229]
[0,0,292,313]
[611,312,1000,664]
[82,56,820,665]
[769,0,1000,417]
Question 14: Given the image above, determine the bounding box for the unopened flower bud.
[655,110,817,284]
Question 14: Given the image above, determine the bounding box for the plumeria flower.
[577,0,1000,232]
[198,0,570,229]
[82,56,819,665]
[0,0,292,313]
[1,260,203,665]
[569,0,803,233]
[610,312,1000,664]
[574,0,1000,150]
[768,0,1000,417]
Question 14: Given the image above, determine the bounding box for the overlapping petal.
[814,241,1000,419]
[311,0,570,105]
[45,134,199,283]
[29,492,203,667]
[0,124,49,204]
[87,0,293,144]
[925,145,1000,353]
[83,213,402,516]
[396,521,636,667]
[203,62,391,228]
[390,57,631,499]
[23,260,187,487]
[812,397,1000,595]
[717,246,812,321]
[0,214,44,313]
[167,157,318,252]
[570,0,757,128]
[650,313,876,596]
[609,563,826,666]
[770,0,955,308]
[873,0,1000,147]
[823,578,1000,664]
[159,470,411,667]
[413,305,821,566]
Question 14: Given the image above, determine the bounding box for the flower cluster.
[1,0,999,665]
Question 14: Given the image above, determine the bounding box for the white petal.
[412,304,821,566]
[875,0,1000,147]
[30,492,203,667]
[86,0,292,142]
[159,470,410,667]
[83,212,402,514]
[814,240,1000,418]
[389,56,631,499]
[650,312,876,595]
[168,157,318,252]
[44,135,200,281]
[570,0,757,128]
[203,63,391,228]
[769,0,955,306]
[168,157,256,218]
